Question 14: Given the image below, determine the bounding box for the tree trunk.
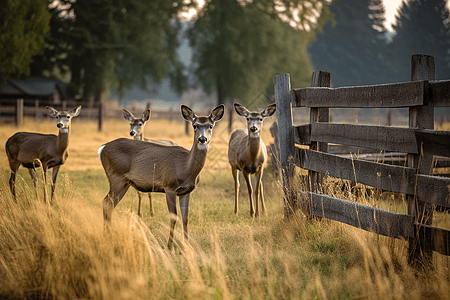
[217,74,225,105]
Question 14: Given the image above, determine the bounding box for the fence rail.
[0,98,239,134]
[274,54,450,266]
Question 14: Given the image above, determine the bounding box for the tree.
[0,0,50,79]
[185,0,331,106]
[389,0,450,81]
[30,0,186,103]
[308,0,391,87]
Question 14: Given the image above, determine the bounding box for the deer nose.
[57,123,63,128]
[250,126,258,132]
[130,131,135,136]
[198,136,207,144]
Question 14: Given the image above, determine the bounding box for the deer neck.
[134,134,143,141]
[186,140,208,179]
[57,127,70,155]
[247,134,261,159]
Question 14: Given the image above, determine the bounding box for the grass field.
[0,115,449,299]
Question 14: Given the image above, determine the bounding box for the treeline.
[1,0,448,106]
[0,0,331,107]
[309,0,450,86]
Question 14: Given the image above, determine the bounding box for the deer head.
[46,106,82,133]
[181,104,225,150]
[234,103,277,138]
[123,108,151,139]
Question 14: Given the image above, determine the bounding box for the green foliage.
[186,0,329,106]
[389,0,450,81]
[0,0,50,78]
[308,0,390,87]
[30,0,186,100]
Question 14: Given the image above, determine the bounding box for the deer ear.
[69,105,82,117]
[181,105,196,123]
[46,106,59,118]
[261,103,276,118]
[234,103,248,117]
[123,109,135,122]
[210,104,225,122]
[142,108,151,122]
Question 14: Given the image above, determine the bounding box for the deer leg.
[260,180,266,214]
[9,163,19,200]
[102,182,130,227]
[148,193,154,217]
[165,191,177,250]
[231,167,240,215]
[50,166,60,201]
[179,194,190,242]
[137,191,142,218]
[28,168,38,200]
[254,169,265,217]
[242,171,254,217]
[42,166,49,204]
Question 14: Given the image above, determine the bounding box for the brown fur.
[123,108,178,218]
[228,103,276,217]
[5,106,82,201]
[101,104,225,250]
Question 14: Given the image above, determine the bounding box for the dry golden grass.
[0,115,449,299]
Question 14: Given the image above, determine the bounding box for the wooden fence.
[274,54,450,266]
[0,99,237,134]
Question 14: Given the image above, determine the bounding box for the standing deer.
[99,104,225,249]
[123,108,177,218]
[5,105,82,201]
[228,103,276,217]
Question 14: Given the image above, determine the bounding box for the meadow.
[0,114,449,299]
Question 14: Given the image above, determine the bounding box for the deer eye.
[259,118,263,122]
[209,125,213,129]
[193,125,197,130]
[139,124,142,126]
[66,116,70,119]
[246,118,249,121]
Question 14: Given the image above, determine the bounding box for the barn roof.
[7,78,67,97]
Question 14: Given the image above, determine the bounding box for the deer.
[123,108,177,218]
[5,105,82,202]
[227,102,277,217]
[99,104,225,250]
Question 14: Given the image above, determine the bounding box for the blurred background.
[1,0,450,116]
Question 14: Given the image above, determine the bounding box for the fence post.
[309,71,331,193]
[98,102,103,132]
[228,104,233,134]
[34,99,39,120]
[275,74,296,218]
[408,54,435,267]
[15,98,24,127]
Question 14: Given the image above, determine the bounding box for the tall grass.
[0,117,449,299]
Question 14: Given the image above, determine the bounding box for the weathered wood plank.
[415,129,450,157]
[310,123,419,154]
[420,224,450,256]
[294,124,311,145]
[299,192,414,239]
[275,74,296,217]
[292,81,424,108]
[430,80,450,107]
[408,55,436,264]
[296,148,450,208]
[309,71,331,193]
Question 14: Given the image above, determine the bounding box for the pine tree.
[389,0,450,81]
[185,0,330,106]
[0,0,50,79]
[29,0,186,102]
[308,0,391,87]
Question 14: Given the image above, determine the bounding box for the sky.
[384,0,402,31]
